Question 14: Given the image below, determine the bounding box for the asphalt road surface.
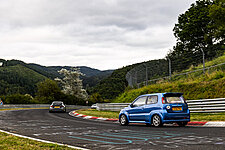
[0,109,225,150]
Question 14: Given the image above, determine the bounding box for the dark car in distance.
[49,101,66,113]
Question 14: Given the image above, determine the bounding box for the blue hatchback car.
[119,93,190,127]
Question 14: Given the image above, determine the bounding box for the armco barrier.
[96,103,130,111]
[0,104,89,110]
[0,104,49,109]
[187,98,225,113]
[96,98,225,113]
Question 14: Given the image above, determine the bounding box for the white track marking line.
[0,129,89,150]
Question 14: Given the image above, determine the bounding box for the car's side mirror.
[130,104,137,107]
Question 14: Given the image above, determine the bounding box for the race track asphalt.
[0,109,225,150]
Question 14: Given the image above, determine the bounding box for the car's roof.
[52,101,63,103]
[138,92,183,97]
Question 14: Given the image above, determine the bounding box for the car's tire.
[119,114,129,126]
[152,115,162,127]
[177,121,188,127]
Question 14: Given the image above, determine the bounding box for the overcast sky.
[0,0,196,70]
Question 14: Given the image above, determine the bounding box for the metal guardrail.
[187,98,225,113]
[96,98,225,113]
[0,104,89,110]
[96,103,130,111]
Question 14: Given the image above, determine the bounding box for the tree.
[168,0,224,72]
[55,68,88,101]
[173,0,214,53]
[208,0,225,42]
[36,79,63,104]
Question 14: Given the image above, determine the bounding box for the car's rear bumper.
[49,108,66,112]
[163,113,190,123]
[163,119,190,123]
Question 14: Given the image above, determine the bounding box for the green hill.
[89,62,143,100]
[27,64,113,88]
[89,58,170,100]
[0,64,47,96]
[0,59,113,97]
[113,53,225,103]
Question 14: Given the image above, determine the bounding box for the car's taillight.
[162,97,166,104]
[50,105,53,108]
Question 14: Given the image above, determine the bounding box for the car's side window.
[147,95,158,104]
[133,96,147,107]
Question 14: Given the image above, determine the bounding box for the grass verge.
[191,112,225,121]
[76,109,119,119]
[0,131,75,150]
[76,109,225,121]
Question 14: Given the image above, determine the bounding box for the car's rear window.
[53,102,63,106]
[165,96,185,104]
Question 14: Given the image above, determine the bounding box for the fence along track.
[126,61,225,88]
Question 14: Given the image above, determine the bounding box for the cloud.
[0,0,196,70]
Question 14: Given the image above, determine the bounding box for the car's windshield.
[165,96,185,103]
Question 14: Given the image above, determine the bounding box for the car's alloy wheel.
[152,115,162,127]
[119,114,128,126]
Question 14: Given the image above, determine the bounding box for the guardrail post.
[200,48,205,74]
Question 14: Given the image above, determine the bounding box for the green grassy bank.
[113,76,225,103]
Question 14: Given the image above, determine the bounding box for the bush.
[88,93,104,104]
[5,94,36,104]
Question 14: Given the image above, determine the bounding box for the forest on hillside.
[0,59,112,104]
